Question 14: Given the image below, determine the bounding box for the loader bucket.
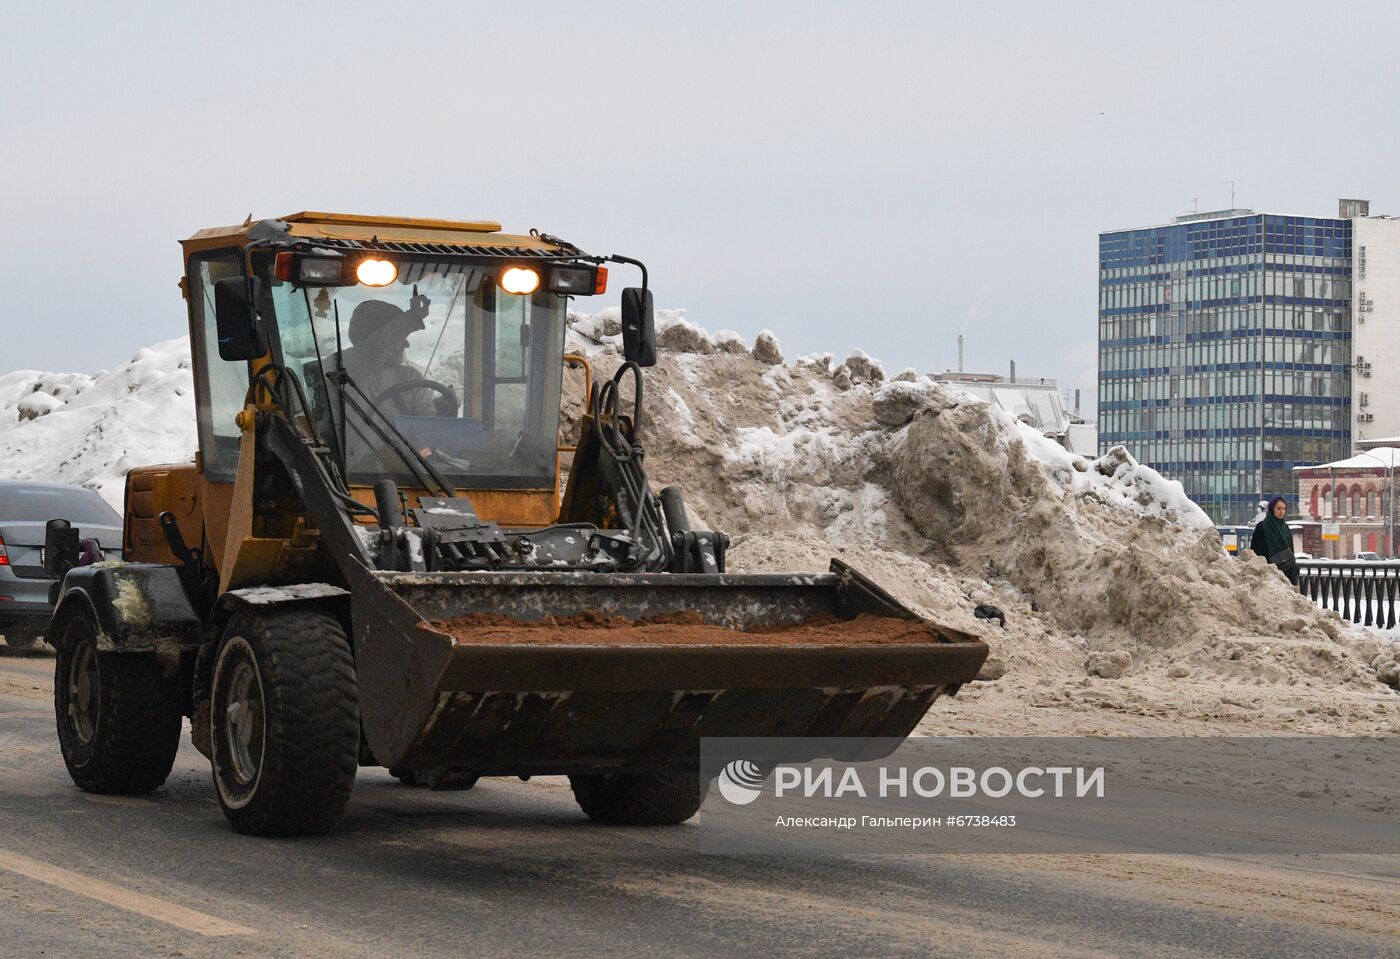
[345,559,988,774]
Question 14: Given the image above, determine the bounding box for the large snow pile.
[561,309,1396,701]
[0,339,196,507]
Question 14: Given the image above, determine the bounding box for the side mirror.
[44,519,80,579]
[213,276,267,361]
[621,287,656,367]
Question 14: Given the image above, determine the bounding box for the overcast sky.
[4,1,1400,415]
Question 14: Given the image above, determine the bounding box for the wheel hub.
[66,639,98,746]
[222,660,264,786]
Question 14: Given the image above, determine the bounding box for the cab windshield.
[263,257,566,490]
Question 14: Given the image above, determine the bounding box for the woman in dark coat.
[1250,495,1299,585]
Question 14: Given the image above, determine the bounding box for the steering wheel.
[374,378,459,418]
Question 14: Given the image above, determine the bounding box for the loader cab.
[179,214,645,535]
[186,235,574,532]
[260,254,569,510]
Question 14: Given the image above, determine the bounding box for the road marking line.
[0,848,254,937]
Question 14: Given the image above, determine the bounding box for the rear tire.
[569,771,705,825]
[54,613,180,794]
[210,607,358,836]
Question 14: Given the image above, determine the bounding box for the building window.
[1367,490,1377,517]
[1352,488,1362,517]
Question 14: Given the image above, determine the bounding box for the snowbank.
[0,339,196,508]
[885,386,1342,648]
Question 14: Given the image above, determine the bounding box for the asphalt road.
[1,654,1397,959]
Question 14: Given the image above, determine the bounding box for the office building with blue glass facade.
[1098,208,1353,526]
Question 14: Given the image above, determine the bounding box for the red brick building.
[1292,448,1399,558]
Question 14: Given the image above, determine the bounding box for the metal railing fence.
[1296,559,1400,628]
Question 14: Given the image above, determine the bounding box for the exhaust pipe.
[374,480,405,528]
[660,485,690,535]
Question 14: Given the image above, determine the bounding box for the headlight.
[547,264,606,295]
[500,267,541,295]
[356,258,398,287]
[274,252,350,285]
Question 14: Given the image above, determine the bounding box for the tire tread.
[55,617,180,795]
[215,607,358,836]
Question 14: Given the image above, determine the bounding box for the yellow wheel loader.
[44,212,987,835]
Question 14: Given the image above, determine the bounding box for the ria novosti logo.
[717,759,767,805]
[716,758,1106,805]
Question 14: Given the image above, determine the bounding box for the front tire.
[54,613,180,794]
[210,607,358,836]
[569,771,705,825]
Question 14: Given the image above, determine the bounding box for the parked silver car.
[0,481,122,649]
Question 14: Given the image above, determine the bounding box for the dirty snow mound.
[564,309,1385,696]
[883,385,1338,645]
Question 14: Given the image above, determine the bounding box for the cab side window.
[187,251,249,481]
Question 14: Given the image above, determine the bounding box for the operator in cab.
[339,294,438,417]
